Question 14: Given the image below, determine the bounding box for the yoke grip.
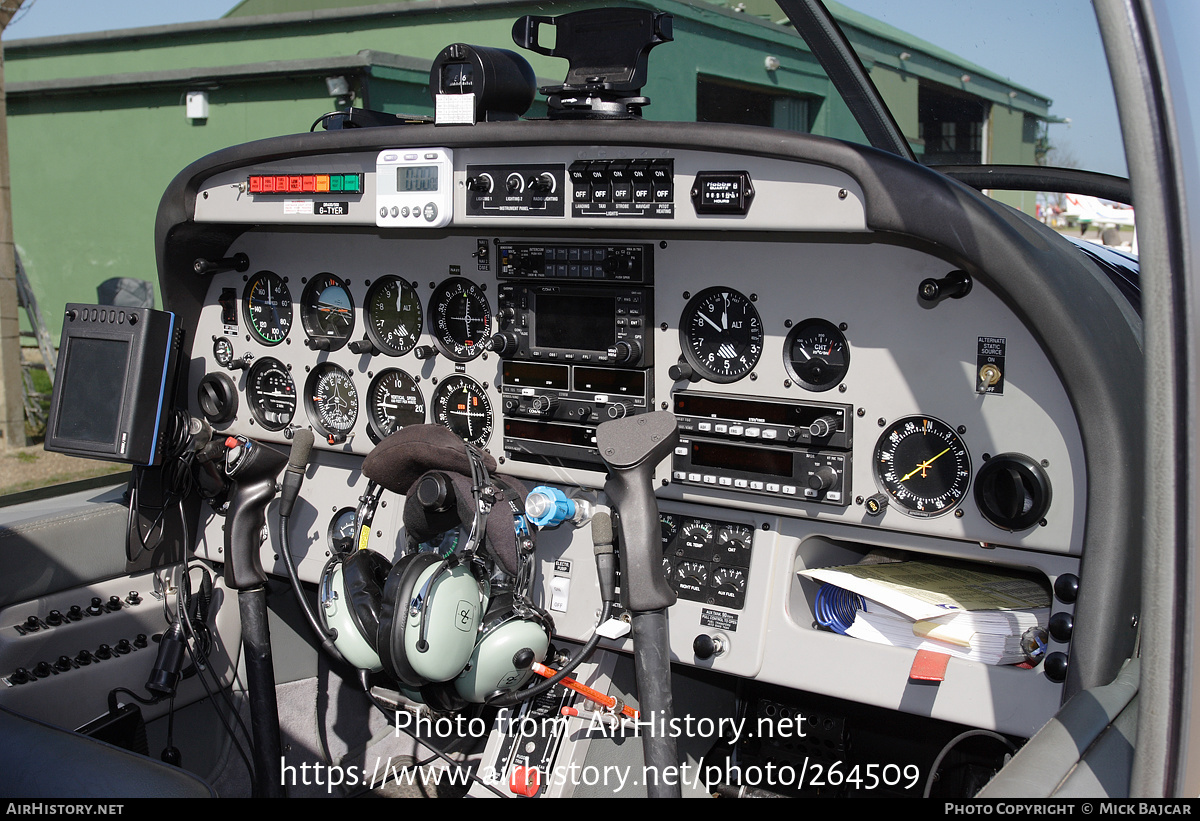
[597,412,679,613]
[223,441,288,590]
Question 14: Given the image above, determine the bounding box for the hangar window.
[696,76,811,132]
[919,82,988,165]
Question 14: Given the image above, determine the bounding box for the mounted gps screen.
[45,304,180,466]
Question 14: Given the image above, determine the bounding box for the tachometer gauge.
[430,277,491,361]
[874,416,971,518]
[305,363,358,441]
[246,357,296,431]
[243,271,292,346]
[366,368,426,443]
[679,287,763,383]
[784,318,849,392]
[431,375,493,445]
[300,273,355,350]
[364,276,422,356]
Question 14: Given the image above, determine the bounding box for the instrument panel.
[180,139,1104,736]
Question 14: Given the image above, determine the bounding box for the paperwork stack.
[799,560,1051,665]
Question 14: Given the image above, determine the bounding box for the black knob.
[808,466,838,492]
[413,345,437,360]
[68,605,83,621]
[23,615,40,631]
[668,361,696,382]
[693,635,717,660]
[10,668,30,684]
[75,651,93,666]
[34,662,52,678]
[87,598,104,616]
[1048,612,1074,642]
[864,493,889,516]
[127,591,141,606]
[511,647,536,670]
[918,270,973,305]
[108,596,122,610]
[612,340,641,365]
[1053,573,1080,604]
[529,173,554,193]
[55,655,72,672]
[415,472,456,513]
[808,416,838,438]
[305,337,332,352]
[1044,652,1069,683]
[348,338,377,355]
[134,634,149,649]
[466,175,492,193]
[489,331,520,356]
[47,610,64,626]
[96,644,113,660]
[531,395,558,414]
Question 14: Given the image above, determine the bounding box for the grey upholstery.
[0,704,215,798]
[978,657,1138,798]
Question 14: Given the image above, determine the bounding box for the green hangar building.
[4,0,1053,336]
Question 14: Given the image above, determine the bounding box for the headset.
[318,424,552,706]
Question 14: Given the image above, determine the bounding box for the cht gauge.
[305,363,359,441]
[874,416,971,518]
[784,318,849,392]
[679,287,763,383]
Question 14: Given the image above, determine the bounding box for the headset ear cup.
[377,551,441,687]
[420,681,468,714]
[339,549,391,652]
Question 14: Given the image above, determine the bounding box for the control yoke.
[597,411,678,612]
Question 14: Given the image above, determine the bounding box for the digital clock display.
[399,166,439,192]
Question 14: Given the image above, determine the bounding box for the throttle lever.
[596,411,678,612]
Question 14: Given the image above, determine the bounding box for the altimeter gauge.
[364,276,422,356]
[679,287,763,383]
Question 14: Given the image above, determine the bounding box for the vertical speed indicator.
[873,416,971,518]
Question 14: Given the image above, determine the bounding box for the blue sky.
[3,0,1127,176]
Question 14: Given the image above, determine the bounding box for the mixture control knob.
[612,340,641,365]
[692,634,726,660]
[808,466,838,492]
[808,416,838,438]
[489,331,520,356]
